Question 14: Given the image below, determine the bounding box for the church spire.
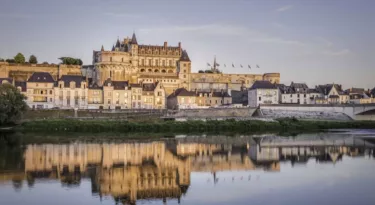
[130,32,138,44]
[111,45,115,51]
[101,45,104,51]
[115,38,121,48]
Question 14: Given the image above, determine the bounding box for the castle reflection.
[0,136,374,205]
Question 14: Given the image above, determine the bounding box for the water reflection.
[0,133,375,205]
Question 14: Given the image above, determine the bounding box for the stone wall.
[166,108,257,118]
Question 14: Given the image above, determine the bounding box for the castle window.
[149,59,152,66]
[155,60,159,66]
[121,58,123,62]
[49,90,52,95]
[141,59,144,65]
[169,60,172,66]
[110,57,112,62]
[162,69,166,73]
[162,60,165,66]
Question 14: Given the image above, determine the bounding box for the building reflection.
[0,137,374,204]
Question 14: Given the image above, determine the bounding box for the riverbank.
[18,118,375,133]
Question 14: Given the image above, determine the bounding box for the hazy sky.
[0,0,374,88]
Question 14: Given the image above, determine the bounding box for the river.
[0,130,375,205]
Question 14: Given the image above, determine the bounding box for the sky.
[0,0,374,89]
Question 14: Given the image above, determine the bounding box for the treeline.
[19,118,375,133]
[0,53,82,65]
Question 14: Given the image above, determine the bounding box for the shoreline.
[17,118,375,133]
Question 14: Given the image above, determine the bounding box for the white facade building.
[54,75,88,109]
[248,81,279,107]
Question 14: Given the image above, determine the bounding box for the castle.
[0,33,280,109]
[84,33,280,94]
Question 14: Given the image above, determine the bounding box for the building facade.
[248,81,279,107]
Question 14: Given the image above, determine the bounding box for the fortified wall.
[0,62,81,81]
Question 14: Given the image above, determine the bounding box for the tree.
[14,53,25,64]
[29,55,38,64]
[42,61,49,64]
[59,57,83,65]
[204,70,214,73]
[0,58,4,62]
[198,70,204,73]
[0,84,28,126]
[6,59,15,63]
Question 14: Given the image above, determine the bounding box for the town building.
[167,88,231,109]
[279,82,322,104]
[248,81,279,107]
[54,75,88,109]
[360,88,375,104]
[26,72,56,109]
[314,84,349,104]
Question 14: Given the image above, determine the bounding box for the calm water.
[1,132,375,205]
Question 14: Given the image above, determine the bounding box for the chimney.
[164,41,168,47]
[178,42,181,49]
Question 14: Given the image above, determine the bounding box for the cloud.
[323,49,351,56]
[276,5,293,12]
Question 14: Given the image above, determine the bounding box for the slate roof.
[59,75,85,88]
[88,83,102,90]
[315,84,344,96]
[180,50,191,62]
[288,82,309,93]
[345,88,365,94]
[28,72,55,83]
[142,83,157,92]
[130,32,138,44]
[250,81,276,90]
[15,81,26,92]
[130,83,142,88]
[168,88,196,98]
[197,91,231,98]
[371,88,375,96]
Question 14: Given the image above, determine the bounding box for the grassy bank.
[18,118,375,133]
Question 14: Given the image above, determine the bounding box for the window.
[184,63,187,67]
[108,92,112,97]
[169,60,172,66]
[162,60,165,66]
[121,58,123,62]
[50,98,52,102]
[259,97,262,101]
[155,60,158,66]
[297,94,300,98]
[148,59,152,66]
[110,57,112,62]
[141,59,145,66]
[107,99,111,104]
[49,90,52,95]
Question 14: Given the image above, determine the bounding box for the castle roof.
[115,38,121,47]
[28,72,55,83]
[180,50,191,62]
[130,32,138,44]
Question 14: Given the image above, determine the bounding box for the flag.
[215,63,220,66]
[256,64,260,68]
[248,65,251,69]
[240,64,243,68]
[224,64,226,67]
[232,63,235,68]
[207,63,211,66]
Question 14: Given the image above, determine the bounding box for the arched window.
[140,69,145,72]
[148,69,152,72]
[161,69,166,73]
[168,70,173,73]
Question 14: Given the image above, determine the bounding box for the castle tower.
[178,50,191,89]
